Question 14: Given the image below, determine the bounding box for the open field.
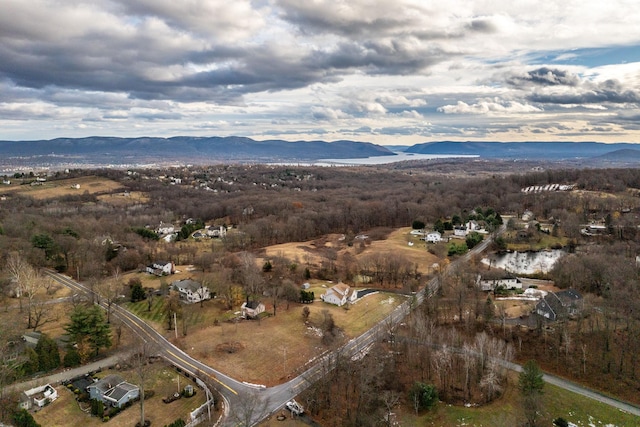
[262,227,441,276]
[97,190,149,205]
[2,176,123,199]
[129,290,406,386]
[397,372,640,427]
[32,364,209,427]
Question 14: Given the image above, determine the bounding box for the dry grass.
[177,292,406,386]
[262,227,441,275]
[97,191,149,205]
[32,364,208,427]
[3,176,123,200]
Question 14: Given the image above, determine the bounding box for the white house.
[87,375,139,408]
[146,261,175,276]
[241,300,265,318]
[321,283,357,306]
[453,226,467,237]
[425,231,442,243]
[206,225,227,238]
[476,276,523,292]
[522,210,534,221]
[172,279,211,304]
[19,384,58,410]
[156,223,175,235]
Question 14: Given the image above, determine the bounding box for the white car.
[286,400,304,415]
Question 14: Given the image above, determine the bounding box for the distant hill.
[0,136,394,166]
[2,137,640,172]
[405,141,640,160]
[590,148,640,161]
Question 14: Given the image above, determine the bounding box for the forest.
[2,160,640,426]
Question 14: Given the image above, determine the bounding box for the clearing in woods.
[3,176,123,199]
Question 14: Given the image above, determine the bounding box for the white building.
[19,384,58,410]
[172,279,211,304]
[425,231,442,243]
[146,261,175,276]
[321,283,357,306]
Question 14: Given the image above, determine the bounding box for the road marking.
[167,350,238,395]
[46,270,238,396]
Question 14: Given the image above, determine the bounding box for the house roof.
[89,375,125,394]
[331,283,350,297]
[172,279,202,292]
[244,300,262,309]
[556,289,582,304]
[105,382,138,402]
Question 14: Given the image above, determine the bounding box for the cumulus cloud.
[438,100,542,115]
[0,0,639,142]
[506,67,581,88]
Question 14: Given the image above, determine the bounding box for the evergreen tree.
[12,409,41,427]
[65,305,112,358]
[35,334,60,372]
[63,347,81,367]
[519,360,545,427]
[409,382,438,413]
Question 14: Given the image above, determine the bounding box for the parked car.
[286,399,304,415]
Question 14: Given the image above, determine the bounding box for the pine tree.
[65,305,112,358]
[519,360,545,427]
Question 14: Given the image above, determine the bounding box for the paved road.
[7,352,129,394]
[42,224,640,425]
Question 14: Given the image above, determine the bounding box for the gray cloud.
[528,79,640,105]
[506,67,580,87]
[0,0,639,143]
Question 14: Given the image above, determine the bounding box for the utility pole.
[174,312,178,339]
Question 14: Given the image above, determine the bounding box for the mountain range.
[1,137,640,172]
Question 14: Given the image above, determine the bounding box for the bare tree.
[231,389,269,427]
[95,269,122,323]
[381,390,400,427]
[130,339,158,427]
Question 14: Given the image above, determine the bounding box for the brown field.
[3,176,123,199]
[173,291,406,386]
[262,227,441,275]
[97,190,149,205]
[33,364,208,427]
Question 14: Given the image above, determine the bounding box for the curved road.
[44,223,640,424]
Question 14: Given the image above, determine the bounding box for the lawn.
[397,372,640,427]
[173,291,406,386]
[33,364,208,427]
[3,176,123,200]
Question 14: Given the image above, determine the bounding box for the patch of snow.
[482,249,566,274]
[306,326,323,337]
[242,382,266,389]
[380,297,395,305]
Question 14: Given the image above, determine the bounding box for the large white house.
[321,283,357,306]
[146,261,175,276]
[172,279,211,303]
[425,231,442,243]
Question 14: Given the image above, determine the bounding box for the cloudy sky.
[1,0,639,145]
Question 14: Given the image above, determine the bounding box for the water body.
[313,152,478,166]
[482,249,566,275]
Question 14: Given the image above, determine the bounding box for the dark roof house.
[87,374,139,408]
[535,289,583,321]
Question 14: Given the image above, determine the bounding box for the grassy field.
[2,176,123,199]
[96,190,149,205]
[397,372,640,426]
[262,227,441,276]
[33,364,208,427]
[168,291,406,386]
